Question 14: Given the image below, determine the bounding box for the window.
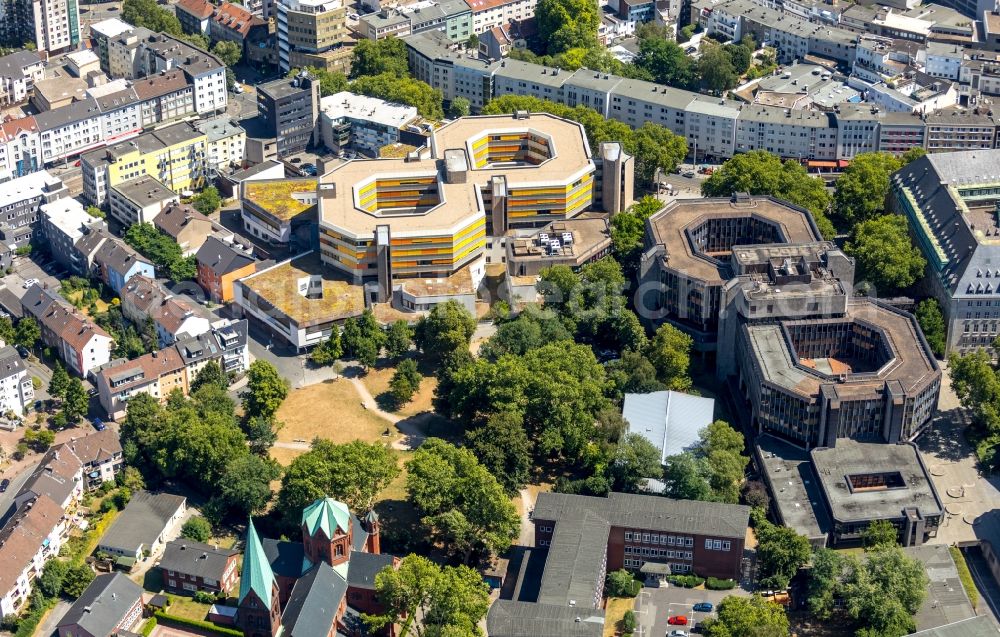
[705,539,713,550]
[625,532,632,541]
[642,533,650,543]
[722,541,731,551]
[713,540,722,550]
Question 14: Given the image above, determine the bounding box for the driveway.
[33,599,71,637]
[634,584,750,637]
[917,363,1000,545]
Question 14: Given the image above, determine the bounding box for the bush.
[193,590,216,604]
[622,609,636,633]
[31,377,40,390]
[154,612,244,637]
[13,596,54,637]
[667,574,705,588]
[140,617,157,637]
[182,517,213,543]
[605,569,640,597]
[706,577,737,590]
[950,546,979,610]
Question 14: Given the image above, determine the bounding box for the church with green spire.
[236,498,397,637]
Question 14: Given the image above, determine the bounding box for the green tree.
[243,415,279,455]
[915,298,946,358]
[241,360,289,420]
[608,432,663,493]
[384,320,414,359]
[218,454,282,517]
[181,33,210,51]
[122,0,182,35]
[350,73,445,119]
[448,97,471,118]
[635,37,697,89]
[414,301,476,365]
[191,361,228,393]
[350,38,409,78]
[48,362,69,400]
[698,41,738,93]
[362,555,490,637]
[845,215,926,293]
[192,186,221,216]
[64,378,89,422]
[862,519,899,550]
[605,569,638,597]
[37,559,68,598]
[181,516,213,542]
[61,564,95,599]
[901,147,927,164]
[756,519,812,590]
[645,323,693,390]
[807,548,844,620]
[626,122,688,187]
[390,359,422,405]
[702,150,835,239]
[611,196,662,277]
[15,317,39,349]
[310,327,343,366]
[535,0,600,54]
[211,40,242,67]
[465,410,532,494]
[701,595,790,637]
[85,205,105,219]
[606,349,665,399]
[0,316,14,345]
[406,438,519,562]
[833,152,902,228]
[123,222,196,281]
[287,66,348,96]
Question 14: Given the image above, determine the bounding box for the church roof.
[302,498,350,539]
[239,518,276,605]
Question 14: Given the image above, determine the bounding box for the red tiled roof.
[213,2,265,38]
[177,0,215,19]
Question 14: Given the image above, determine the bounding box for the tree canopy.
[123,222,196,281]
[351,73,444,120]
[122,0,182,35]
[351,38,409,79]
[211,40,241,67]
[755,518,812,590]
[702,151,835,239]
[405,438,519,563]
[241,360,289,420]
[535,0,601,54]
[701,595,790,637]
[661,420,748,504]
[845,215,926,293]
[833,152,902,228]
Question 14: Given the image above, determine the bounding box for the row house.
[20,284,114,378]
[0,345,35,416]
[159,540,240,595]
[466,0,537,34]
[0,170,67,264]
[95,318,249,419]
[120,275,212,347]
[72,228,156,293]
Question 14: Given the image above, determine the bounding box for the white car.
[669,631,688,637]
[349,12,359,19]
[22,278,38,289]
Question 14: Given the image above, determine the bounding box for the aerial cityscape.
[0,0,1000,634]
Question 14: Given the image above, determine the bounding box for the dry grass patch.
[269,446,304,467]
[361,363,438,418]
[275,378,398,445]
[603,597,636,637]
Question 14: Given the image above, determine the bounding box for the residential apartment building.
[90,18,134,73]
[57,574,143,637]
[95,319,249,419]
[358,0,472,42]
[210,1,272,62]
[0,494,67,616]
[0,51,43,107]
[39,198,104,273]
[20,284,113,377]
[196,236,257,303]
[257,72,321,157]
[276,0,352,73]
[154,202,226,256]
[0,170,67,262]
[0,0,80,53]
[81,121,207,208]
[488,492,749,636]
[0,345,34,415]
[319,91,419,156]
[405,30,500,112]
[120,275,211,347]
[108,175,179,227]
[175,0,215,36]
[466,0,537,34]
[159,540,240,595]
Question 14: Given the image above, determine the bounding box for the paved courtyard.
[917,363,1000,545]
[632,584,750,637]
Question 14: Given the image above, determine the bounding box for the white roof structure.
[0,171,62,208]
[89,18,134,39]
[320,91,418,131]
[41,198,102,242]
[622,390,714,464]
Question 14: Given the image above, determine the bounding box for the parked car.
[692,603,713,613]
[685,46,697,54]
[15,346,28,359]
[22,278,38,289]
[1,479,10,493]
[92,418,105,432]
[668,616,688,626]
[670,631,689,637]
[301,163,318,176]
[682,170,696,178]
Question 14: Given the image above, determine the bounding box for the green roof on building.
[239,517,276,605]
[302,498,350,539]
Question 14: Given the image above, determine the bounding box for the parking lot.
[634,584,749,636]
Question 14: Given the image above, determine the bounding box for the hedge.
[13,597,55,637]
[950,546,979,610]
[667,574,705,588]
[154,611,243,637]
[140,617,157,637]
[706,577,737,590]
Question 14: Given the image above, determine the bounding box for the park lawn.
[275,378,397,445]
[167,596,213,621]
[603,597,636,637]
[360,362,438,418]
[269,446,303,467]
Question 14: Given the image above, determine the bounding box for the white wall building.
[319,91,418,155]
[467,0,537,34]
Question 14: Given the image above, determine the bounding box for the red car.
[667,615,688,626]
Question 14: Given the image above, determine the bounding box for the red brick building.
[159,540,240,595]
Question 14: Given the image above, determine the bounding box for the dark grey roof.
[486,600,604,637]
[20,283,57,318]
[74,227,111,261]
[281,561,347,637]
[57,573,143,636]
[350,514,369,553]
[33,97,103,130]
[258,75,312,101]
[0,345,26,381]
[262,538,308,579]
[533,492,750,539]
[537,512,610,607]
[17,445,83,507]
[94,235,153,276]
[95,87,140,113]
[905,545,976,631]
[173,330,221,365]
[0,287,23,319]
[196,235,255,275]
[159,539,238,581]
[0,50,41,80]
[346,551,394,589]
[98,491,186,554]
[910,616,999,636]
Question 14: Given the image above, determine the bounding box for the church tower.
[362,509,381,554]
[236,518,282,637]
[301,497,352,567]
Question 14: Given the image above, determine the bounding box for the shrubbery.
[154,612,243,637]
[667,574,705,588]
[706,577,737,590]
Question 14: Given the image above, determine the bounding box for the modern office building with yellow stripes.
[318,112,632,300]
